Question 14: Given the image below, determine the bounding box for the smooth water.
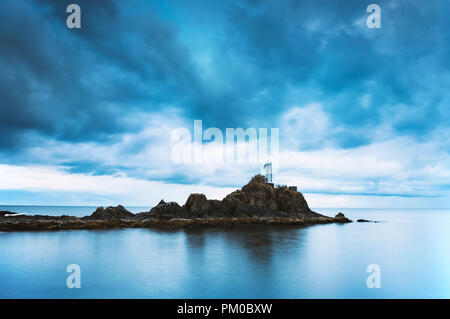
[1,209,450,299]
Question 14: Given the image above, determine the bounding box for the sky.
[0,0,449,209]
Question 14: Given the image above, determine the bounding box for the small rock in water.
[334,212,352,223]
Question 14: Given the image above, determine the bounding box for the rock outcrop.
[335,212,352,223]
[357,219,378,223]
[83,205,135,220]
[137,175,338,221]
[0,175,353,231]
[141,200,185,220]
[183,194,214,217]
[219,175,318,218]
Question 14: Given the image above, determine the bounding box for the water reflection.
[183,225,307,263]
[1,210,450,298]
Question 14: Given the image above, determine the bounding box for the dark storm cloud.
[0,0,203,150]
[216,0,450,146]
[0,0,449,156]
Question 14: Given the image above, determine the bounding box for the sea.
[0,207,449,298]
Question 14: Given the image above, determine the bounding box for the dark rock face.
[183,194,213,217]
[138,175,328,220]
[84,205,135,220]
[140,200,185,220]
[221,175,279,217]
[335,212,351,223]
[275,186,314,217]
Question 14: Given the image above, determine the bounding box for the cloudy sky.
[0,0,449,208]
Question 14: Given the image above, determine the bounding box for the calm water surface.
[1,209,450,298]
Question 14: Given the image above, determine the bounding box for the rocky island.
[0,175,351,231]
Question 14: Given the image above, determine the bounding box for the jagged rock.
[183,194,213,218]
[207,200,228,218]
[144,200,185,220]
[334,212,351,223]
[85,205,135,220]
[241,175,278,210]
[275,186,315,217]
[0,175,356,231]
[222,175,278,217]
[136,174,331,220]
[220,175,322,219]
